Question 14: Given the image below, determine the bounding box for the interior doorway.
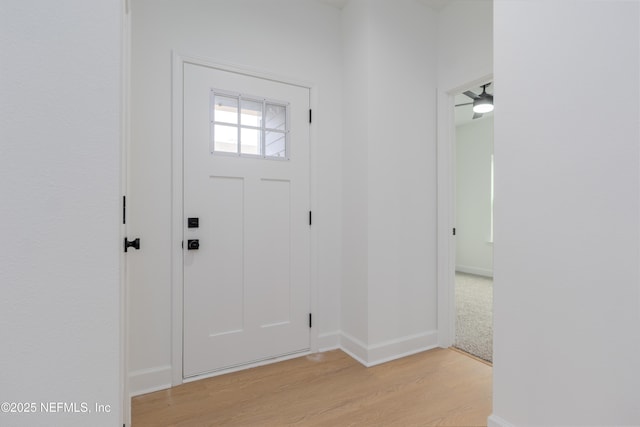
[452,83,494,363]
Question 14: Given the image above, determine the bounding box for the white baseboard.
[366,331,438,366]
[129,365,172,397]
[129,331,439,395]
[318,331,341,352]
[488,414,515,427]
[456,265,493,277]
[339,330,438,367]
[339,332,369,365]
[128,332,340,396]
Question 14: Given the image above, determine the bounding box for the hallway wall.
[341,0,438,364]
[0,1,123,425]
[492,1,640,425]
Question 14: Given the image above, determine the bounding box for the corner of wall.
[339,332,370,366]
[129,365,172,397]
[339,330,439,367]
[317,331,342,352]
[365,332,439,366]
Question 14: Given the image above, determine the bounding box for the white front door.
[182,63,311,378]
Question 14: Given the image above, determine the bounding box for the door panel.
[182,63,310,378]
[205,176,244,337]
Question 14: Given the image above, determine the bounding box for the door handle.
[124,237,140,252]
[187,239,200,250]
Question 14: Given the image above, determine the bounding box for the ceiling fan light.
[473,98,494,114]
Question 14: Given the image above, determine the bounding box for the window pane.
[241,127,261,155]
[265,131,286,158]
[214,124,238,153]
[265,104,286,131]
[214,95,238,124]
[241,99,263,127]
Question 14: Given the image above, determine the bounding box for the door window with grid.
[211,90,289,160]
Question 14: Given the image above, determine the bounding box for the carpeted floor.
[454,272,493,363]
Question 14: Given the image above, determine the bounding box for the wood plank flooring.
[132,348,492,426]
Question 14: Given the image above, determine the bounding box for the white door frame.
[121,3,131,425]
[436,74,493,348]
[171,53,319,386]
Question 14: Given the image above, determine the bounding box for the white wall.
[129,0,343,394]
[341,0,370,349]
[366,0,438,351]
[0,1,123,426]
[492,1,640,425]
[437,0,493,91]
[341,0,438,363]
[456,117,493,276]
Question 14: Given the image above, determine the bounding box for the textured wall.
[0,1,122,425]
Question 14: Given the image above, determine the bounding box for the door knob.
[187,239,200,250]
[124,237,140,252]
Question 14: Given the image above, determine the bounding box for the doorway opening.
[452,83,494,363]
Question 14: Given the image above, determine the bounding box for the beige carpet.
[454,272,493,362]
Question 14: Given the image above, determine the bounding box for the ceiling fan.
[455,83,494,119]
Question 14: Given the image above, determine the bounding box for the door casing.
[170,53,319,385]
[436,73,493,349]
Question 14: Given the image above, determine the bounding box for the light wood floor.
[132,348,492,426]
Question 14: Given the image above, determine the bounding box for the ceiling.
[318,0,452,12]
[454,84,494,127]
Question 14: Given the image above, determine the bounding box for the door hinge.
[309,109,312,124]
[453,227,456,236]
[309,211,312,226]
[309,313,312,328]
[122,196,126,225]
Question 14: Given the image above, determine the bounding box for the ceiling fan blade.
[463,90,480,100]
[472,112,483,120]
[455,102,473,107]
